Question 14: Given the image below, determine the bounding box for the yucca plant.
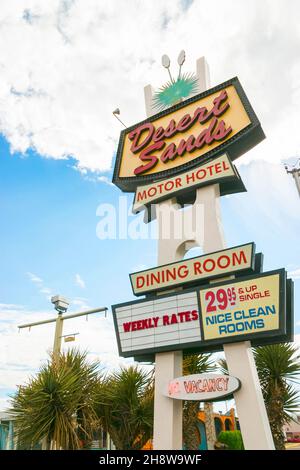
[10,349,101,450]
[253,344,300,449]
[219,343,300,450]
[95,365,153,450]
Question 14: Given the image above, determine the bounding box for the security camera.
[51,295,69,313]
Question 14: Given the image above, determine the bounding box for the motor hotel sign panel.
[132,153,244,213]
[113,77,265,192]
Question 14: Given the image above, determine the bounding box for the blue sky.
[0,134,158,311]
[1,137,120,306]
[0,0,300,411]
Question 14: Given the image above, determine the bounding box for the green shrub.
[217,431,244,450]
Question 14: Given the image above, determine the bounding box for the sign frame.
[112,269,291,360]
[129,242,256,296]
[112,76,265,192]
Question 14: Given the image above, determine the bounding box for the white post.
[53,314,63,360]
[223,342,274,449]
[144,56,274,450]
[193,58,274,450]
[153,351,183,449]
[201,205,274,449]
[144,86,183,450]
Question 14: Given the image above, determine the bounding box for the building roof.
[0,411,15,422]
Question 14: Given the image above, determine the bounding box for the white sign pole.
[223,341,274,449]
[144,56,274,450]
[195,59,275,450]
[144,87,184,450]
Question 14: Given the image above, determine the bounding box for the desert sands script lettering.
[128,90,232,175]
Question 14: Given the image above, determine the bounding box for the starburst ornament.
[152,50,198,111]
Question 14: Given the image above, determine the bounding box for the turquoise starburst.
[152,72,198,111]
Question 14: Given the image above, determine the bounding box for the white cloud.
[26,271,53,300]
[0,303,24,310]
[288,269,300,280]
[0,1,299,173]
[97,176,115,187]
[226,159,300,238]
[26,272,43,284]
[75,273,85,289]
[72,297,89,308]
[39,287,52,294]
[293,335,300,349]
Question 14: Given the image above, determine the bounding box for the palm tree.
[95,365,153,450]
[10,349,101,450]
[219,343,300,450]
[182,353,214,450]
[253,344,300,449]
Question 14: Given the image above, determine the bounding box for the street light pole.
[53,313,64,359]
[51,295,69,361]
[285,160,300,197]
[18,298,108,359]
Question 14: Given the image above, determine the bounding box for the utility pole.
[285,160,300,197]
[18,295,108,360]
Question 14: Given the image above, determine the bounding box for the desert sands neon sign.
[113,77,264,192]
[129,90,231,175]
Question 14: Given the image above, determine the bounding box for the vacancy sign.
[133,154,242,213]
[112,291,201,357]
[130,243,255,296]
[165,374,240,401]
[200,270,285,342]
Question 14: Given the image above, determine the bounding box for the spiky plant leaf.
[152,73,198,111]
